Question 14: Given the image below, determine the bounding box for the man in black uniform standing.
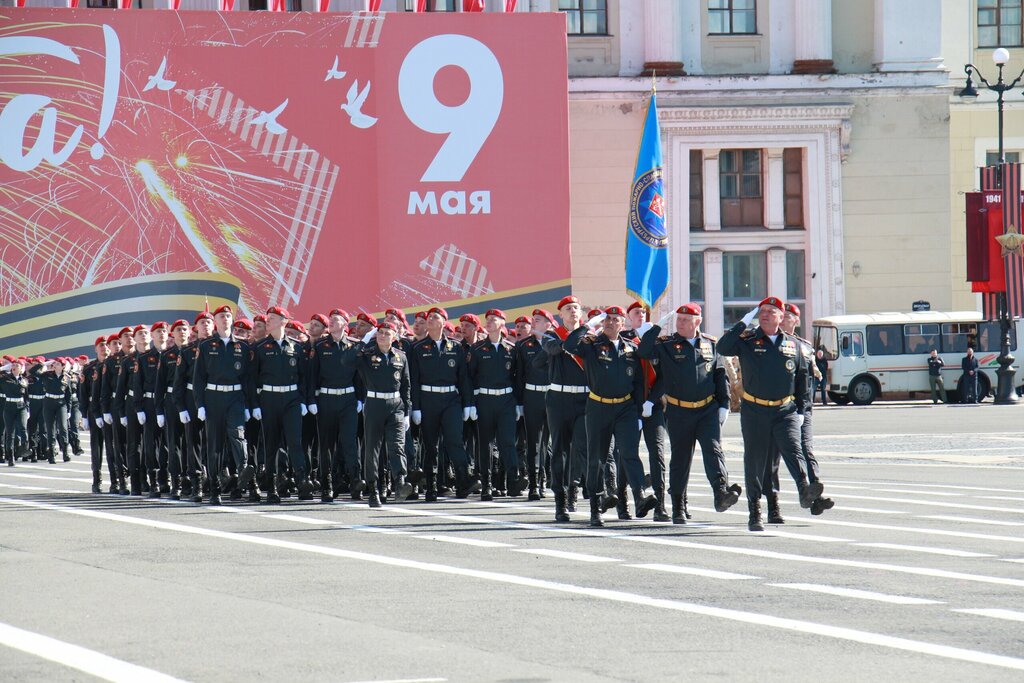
[251,306,315,504]
[639,303,741,524]
[96,333,127,494]
[564,306,657,527]
[82,338,112,491]
[193,305,255,505]
[114,328,143,493]
[351,321,414,508]
[156,320,189,499]
[717,296,825,531]
[516,308,556,501]
[174,313,212,502]
[131,323,166,497]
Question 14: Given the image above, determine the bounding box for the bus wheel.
[977,374,992,403]
[849,377,878,405]
[828,391,850,405]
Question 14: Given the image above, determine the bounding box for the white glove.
[635,321,654,336]
[794,413,804,429]
[656,311,675,331]
[156,414,165,428]
[178,410,191,424]
[0,363,11,372]
[403,415,410,430]
[718,407,729,427]
[136,411,146,425]
[641,400,653,418]
[586,313,607,330]
[515,405,524,420]
[94,417,104,429]
[741,306,759,327]
[638,418,644,432]
[361,329,377,344]
[357,400,363,414]
[244,409,251,421]
[308,403,318,416]
[252,407,262,421]
[119,416,127,427]
[103,413,113,425]
[412,409,422,425]
[197,406,207,422]
[300,403,308,417]
[462,406,471,421]
[469,406,478,421]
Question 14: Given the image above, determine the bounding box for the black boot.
[118,473,129,496]
[652,489,670,522]
[170,475,181,501]
[799,480,824,509]
[321,481,334,503]
[554,491,570,523]
[671,493,686,524]
[633,489,658,519]
[589,495,605,527]
[350,478,365,501]
[129,469,142,496]
[683,491,692,519]
[616,492,632,520]
[191,474,203,503]
[148,471,161,498]
[748,501,764,532]
[566,484,578,512]
[714,484,741,512]
[209,480,222,506]
[297,478,315,501]
[766,493,785,524]
[810,497,835,516]
[395,476,414,501]
[368,489,382,508]
[91,471,101,494]
[248,483,262,503]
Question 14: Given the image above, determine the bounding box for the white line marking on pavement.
[4,498,1023,672]
[421,535,514,548]
[511,548,621,563]
[919,515,1024,527]
[0,471,92,483]
[0,483,79,494]
[767,584,944,605]
[830,506,906,515]
[812,493,1023,515]
[854,543,995,559]
[760,529,853,543]
[828,479,1020,493]
[826,485,965,497]
[343,678,447,683]
[0,621,188,683]
[1000,559,1024,564]
[629,563,759,580]
[953,608,1024,623]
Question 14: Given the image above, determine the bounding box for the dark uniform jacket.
[717,322,811,412]
[408,335,472,411]
[515,333,554,395]
[154,344,181,411]
[193,335,254,410]
[249,335,306,405]
[541,326,589,390]
[637,327,729,408]
[468,337,521,403]
[353,342,411,415]
[97,352,122,417]
[307,334,364,405]
[173,341,200,414]
[39,371,71,403]
[131,346,162,413]
[563,327,644,415]
[0,373,28,405]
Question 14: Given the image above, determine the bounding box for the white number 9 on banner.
[398,34,504,183]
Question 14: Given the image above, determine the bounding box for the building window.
[720,149,763,228]
[786,250,805,300]
[690,150,704,230]
[866,324,904,355]
[978,0,1022,47]
[783,148,804,228]
[708,0,757,35]
[723,251,766,303]
[559,0,608,36]
[690,252,705,302]
[985,150,1022,166]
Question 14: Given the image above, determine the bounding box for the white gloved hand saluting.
[641,400,653,418]
[656,311,676,331]
[741,306,760,327]
[361,329,377,344]
[718,407,729,427]
[586,312,607,330]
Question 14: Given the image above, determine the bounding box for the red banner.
[970,191,1007,294]
[0,9,570,357]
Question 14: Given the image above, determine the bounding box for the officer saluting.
[638,303,741,524]
[564,306,657,527]
[717,296,825,531]
[352,321,415,508]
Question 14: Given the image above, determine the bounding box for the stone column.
[874,0,943,72]
[792,0,836,74]
[642,0,685,76]
[768,248,788,299]
[704,250,724,335]
[702,149,721,231]
[765,148,786,230]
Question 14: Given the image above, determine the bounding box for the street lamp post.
[959,47,1023,404]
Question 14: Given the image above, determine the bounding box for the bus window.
[941,323,976,353]
[814,325,838,361]
[904,323,939,355]
[840,331,864,357]
[866,324,903,355]
[979,322,1017,352]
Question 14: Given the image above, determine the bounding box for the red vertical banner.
[505,0,517,10]
[1002,162,1024,316]
[463,0,484,10]
[971,191,1006,293]
[966,192,990,283]
[980,166,1002,316]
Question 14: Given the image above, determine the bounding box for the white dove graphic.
[340,80,377,129]
[252,99,289,136]
[143,56,176,92]
[324,56,346,81]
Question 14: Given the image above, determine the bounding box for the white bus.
[811,311,1024,405]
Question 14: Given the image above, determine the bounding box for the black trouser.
[475,392,518,490]
[138,396,162,474]
[28,398,45,455]
[316,393,360,488]
[642,402,666,494]
[42,399,69,457]
[3,406,28,459]
[420,392,471,488]
[739,401,807,505]
[68,402,82,453]
[522,388,548,486]
[585,398,645,497]
[89,419,112,483]
[765,404,819,494]
[259,391,306,482]
[302,412,318,477]
[180,393,204,480]
[205,390,248,485]
[124,409,142,476]
[665,401,728,495]
[161,394,184,481]
[546,391,587,497]
[362,397,407,487]
[109,418,126,481]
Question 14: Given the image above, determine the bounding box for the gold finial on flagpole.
[651,68,657,95]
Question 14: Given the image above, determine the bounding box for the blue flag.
[625,92,669,310]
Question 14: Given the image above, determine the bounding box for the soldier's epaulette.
[794,334,812,346]
[701,333,718,342]
[471,339,489,350]
[579,336,594,345]
[739,329,755,340]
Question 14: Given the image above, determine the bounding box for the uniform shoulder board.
[739,329,755,339]
[580,336,594,345]
[471,339,488,350]
[795,334,812,346]
[701,333,718,342]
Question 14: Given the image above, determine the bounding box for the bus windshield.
[813,325,838,361]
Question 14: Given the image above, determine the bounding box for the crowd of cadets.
[0,295,833,530]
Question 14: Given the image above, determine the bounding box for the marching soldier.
[408,306,480,501]
[308,308,364,502]
[516,309,556,500]
[67,358,84,457]
[251,306,315,504]
[40,358,72,463]
[193,305,256,505]
[131,322,166,497]
[717,297,825,532]
[564,306,657,527]
[1,357,29,466]
[174,312,214,503]
[26,358,46,461]
[97,333,128,494]
[638,303,741,524]
[82,339,112,491]
[351,321,415,507]
[156,320,190,499]
[115,326,147,493]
